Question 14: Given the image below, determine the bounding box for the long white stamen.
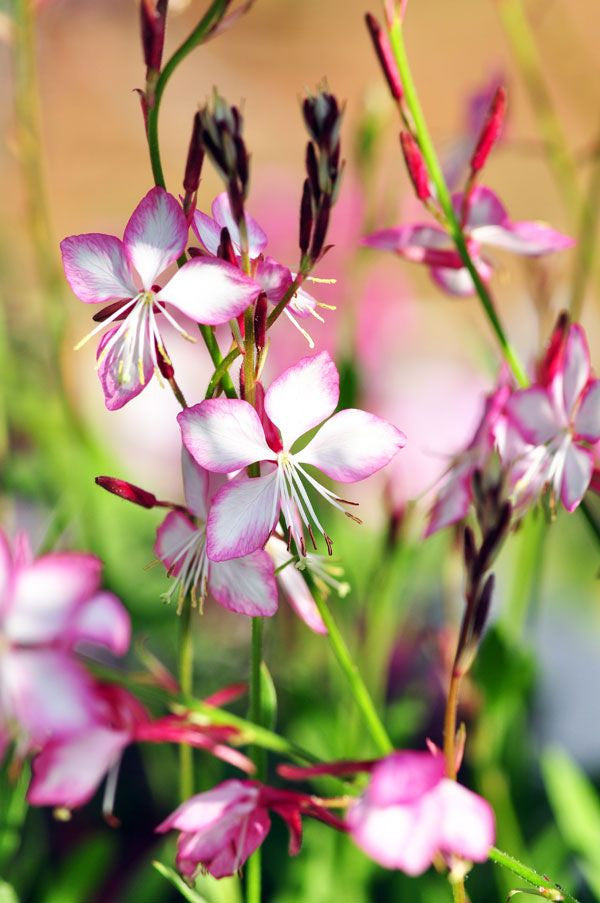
[74,295,139,351]
[283,308,315,348]
[154,300,197,342]
[294,462,348,512]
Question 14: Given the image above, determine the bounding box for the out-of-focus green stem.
[178,602,194,802]
[387,17,528,388]
[13,0,65,351]
[570,137,600,320]
[246,619,263,903]
[488,846,581,902]
[493,0,580,221]
[313,589,393,756]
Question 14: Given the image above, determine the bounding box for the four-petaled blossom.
[364,187,573,296]
[28,684,252,813]
[61,187,261,409]
[156,778,345,879]
[178,351,406,561]
[346,750,495,875]
[506,323,600,511]
[193,192,334,346]
[0,528,130,760]
[155,450,278,617]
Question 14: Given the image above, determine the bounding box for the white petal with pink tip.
[209,551,278,617]
[560,443,593,512]
[506,388,559,445]
[562,325,590,416]
[123,187,188,290]
[575,380,600,441]
[157,257,261,325]
[179,400,272,473]
[300,409,406,483]
[207,473,280,562]
[60,234,137,304]
[264,352,339,449]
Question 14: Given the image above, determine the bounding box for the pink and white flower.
[506,323,600,512]
[346,750,495,875]
[364,186,573,297]
[155,450,278,617]
[61,187,261,409]
[193,192,334,346]
[0,529,130,758]
[178,351,406,561]
[28,684,252,813]
[156,778,345,879]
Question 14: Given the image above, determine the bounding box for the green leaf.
[152,861,209,903]
[542,747,600,866]
[259,661,277,732]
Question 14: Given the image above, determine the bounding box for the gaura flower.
[279,749,494,877]
[61,187,261,409]
[506,323,600,512]
[346,750,495,875]
[155,450,278,617]
[0,529,129,759]
[156,778,345,880]
[193,192,335,347]
[178,351,406,561]
[364,186,573,297]
[28,684,252,814]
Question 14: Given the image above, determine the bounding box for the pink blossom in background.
[28,684,252,812]
[0,528,129,758]
[506,323,600,512]
[364,186,574,297]
[156,778,344,879]
[61,187,260,409]
[155,450,278,617]
[346,750,495,875]
[178,351,406,561]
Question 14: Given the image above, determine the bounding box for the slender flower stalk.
[385,14,528,387]
[178,603,194,802]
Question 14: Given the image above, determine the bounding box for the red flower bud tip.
[95,476,157,509]
[470,85,507,174]
[183,111,204,195]
[254,294,267,352]
[400,131,430,201]
[140,0,168,74]
[538,310,569,387]
[365,13,403,102]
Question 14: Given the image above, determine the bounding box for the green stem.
[493,0,580,221]
[580,499,600,547]
[178,603,194,802]
[246,620,264,903]
[570,134,600,319]
[312,590,393,756]
[199,325,238,399]
[387,18,528,388]
[146,0,229,189]
[488,846,581,902]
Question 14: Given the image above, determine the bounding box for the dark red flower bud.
[140,0,168,74]
[299,178,313,254]
[156,341,174,379]
[254,294,267,353]
[538,310,569,388]
[400,131,430,201]
[365,13,403,101]
[217,227,238,266]
[305,142,321,203]
[95,476,157,509]
[183,112,204,194]
[255,382,283,453]
[310,196,331,260]
[470,85,507,174]
[472,573,494,641]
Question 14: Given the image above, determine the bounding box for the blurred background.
[1,0,600,900]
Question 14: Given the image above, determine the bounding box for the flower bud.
[365,13,403,101]
[470,85,507,174]
[140,0,168,74]
[254,294,267,353]
[299,178,313,254]
[400,131,430,201]
[217,227,238,267]
[95,476,157,509]
[183,112,204,195]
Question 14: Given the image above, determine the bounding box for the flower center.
[162,523,210,614]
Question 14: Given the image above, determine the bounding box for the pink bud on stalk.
[183,111,204,219]
[140,0,168,75]
[400,131,430,201]
[364,13,403,102]
[95,476,158,509]
[469,86,507,174]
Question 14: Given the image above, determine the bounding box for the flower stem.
[443,670,461,781]
[246,619,264,903]
[570,131,600,319]
[488,846,581,902]
[312,589,393,757]
[387,17,528,388]
[178,601,194,802]
[451,879,466,903]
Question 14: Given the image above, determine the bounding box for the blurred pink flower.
[156,778,344,880]
[364,186,573,297]
[0,528,129,758]
[346,750,495,874]
[28,684,252,813]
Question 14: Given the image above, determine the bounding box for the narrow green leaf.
[152,861,209,903]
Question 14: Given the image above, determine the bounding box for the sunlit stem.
[178,602,194,802]
[488,847,581,903]
[386,15,528,388]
